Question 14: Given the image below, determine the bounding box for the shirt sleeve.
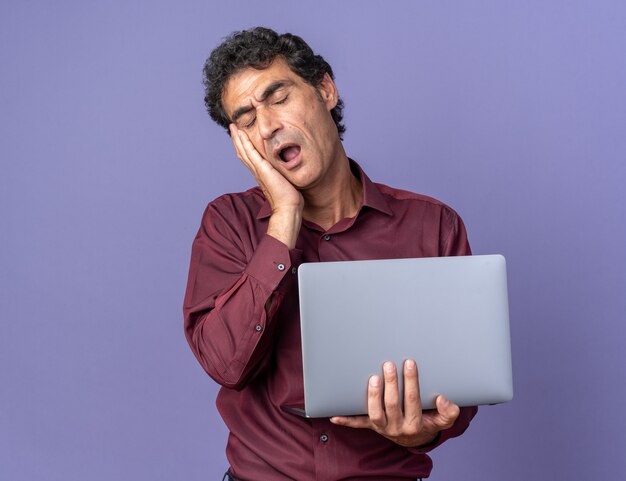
[183,200,302,390]
[439,206,472,257]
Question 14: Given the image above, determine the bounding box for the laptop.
[292,254,513,418]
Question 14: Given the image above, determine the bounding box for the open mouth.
[276,144,301,163]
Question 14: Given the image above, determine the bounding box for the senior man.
[184,27,477,481]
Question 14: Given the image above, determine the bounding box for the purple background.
[1,1,625,479]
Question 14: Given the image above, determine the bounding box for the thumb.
[434,395,460,428]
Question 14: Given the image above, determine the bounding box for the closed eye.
[240,93,288,129]
[274,95,289,105]
[242,116,256,129]
[242,118,256,129]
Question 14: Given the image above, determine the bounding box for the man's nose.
[256,109,281,140]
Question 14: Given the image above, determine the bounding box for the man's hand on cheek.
[330,360,460,448]
[229,124,304,249]
[229,124,269,165]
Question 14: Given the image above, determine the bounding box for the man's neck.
[301,151,362,231]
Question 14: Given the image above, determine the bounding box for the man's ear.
[317,72,339,111]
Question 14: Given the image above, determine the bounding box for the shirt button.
[320,434,329,443]
[277,263,285,271]
[323,234,331,241]
[255,325,263,332]
[291,267,297,274]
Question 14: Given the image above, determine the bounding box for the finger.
[382,361,402,426]
[231,129,270,189]
[367,375,386,429]
[228,123,238,140]
[237,129,267,167]
[229,124,252,167]
[424,395,460,430]
[402,359,422,425]
[329,415,372,429]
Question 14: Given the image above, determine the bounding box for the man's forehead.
[222,58,300,115]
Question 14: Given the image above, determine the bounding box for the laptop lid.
[296,254,513,418]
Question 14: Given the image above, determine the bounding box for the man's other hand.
[330,359,460,448]
[230,124,303,249]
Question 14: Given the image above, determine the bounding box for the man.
[184,27,477,480]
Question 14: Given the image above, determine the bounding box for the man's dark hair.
[203,27,346,139]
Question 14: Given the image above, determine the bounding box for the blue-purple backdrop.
[1,1,625,480]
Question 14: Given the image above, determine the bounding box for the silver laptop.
[294,254,513,418]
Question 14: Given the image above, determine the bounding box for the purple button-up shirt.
[184,162,477,480]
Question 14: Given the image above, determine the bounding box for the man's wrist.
[267,208,302,249]
[403,431,442,454]
[403,429,440,449]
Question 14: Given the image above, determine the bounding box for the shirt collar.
[256,158,393,220]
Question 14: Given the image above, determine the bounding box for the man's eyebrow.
[258,80,293,102]
[230,80,294,123]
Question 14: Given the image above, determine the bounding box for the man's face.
[222,57,341,190]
